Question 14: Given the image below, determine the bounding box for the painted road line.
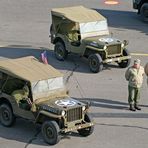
[131,53,148,56]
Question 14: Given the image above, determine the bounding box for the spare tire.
[144,63,148,76]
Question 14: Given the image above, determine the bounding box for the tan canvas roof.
[51,5,106,23]
[0,56,63,82]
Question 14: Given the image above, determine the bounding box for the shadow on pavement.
[91,112,148,118]
[0,118,82,146]
[0,45,90,73]
[95,9,148,35]
[0,45,123,74]
[0,119,48,146]
[96,123,148,131]
[76,97,148,119]
[78,98,128,110]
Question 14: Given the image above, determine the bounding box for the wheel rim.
[90,58,97,68]
[56,46,64,58]
[46,127,54,139]
[2,109,10,121]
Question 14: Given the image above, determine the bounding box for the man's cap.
[134,59,141,65]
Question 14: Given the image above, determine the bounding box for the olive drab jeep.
[50,6,131,73]
[0,56,94,145]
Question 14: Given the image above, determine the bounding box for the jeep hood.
[82,36,122,47]
[38,97,85,110]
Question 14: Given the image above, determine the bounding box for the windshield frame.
[31,76,65,100]
[79,20,109,39]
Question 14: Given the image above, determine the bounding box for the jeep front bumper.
[61,122,94,133]
[103,55,131,63]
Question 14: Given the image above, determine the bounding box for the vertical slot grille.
[67,107,82,122]
[107,44,121,55]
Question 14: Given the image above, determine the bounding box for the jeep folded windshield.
[32,77,64,99]
[80,20,109,38]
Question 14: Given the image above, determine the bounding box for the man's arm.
[125,68,130,81]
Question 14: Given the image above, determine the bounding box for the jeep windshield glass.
[79,20,109,38]
[31,77,64,99]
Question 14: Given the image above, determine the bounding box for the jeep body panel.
[0,93,35,120]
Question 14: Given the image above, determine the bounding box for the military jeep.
[0,56,94,145]
[50,6,131,73]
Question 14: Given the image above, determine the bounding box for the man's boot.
[134,104,141,110]
[129,104,136,111]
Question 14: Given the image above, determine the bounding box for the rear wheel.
[54,42,68,61]
[118,49,131,68]
[88,54,103,73]
[42,121,61,145]
[0,103,15,127]
[140,3,148,22]
[78,113,94,137]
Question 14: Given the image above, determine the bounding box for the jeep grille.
[67,107,82,122]
[107,44,121,56]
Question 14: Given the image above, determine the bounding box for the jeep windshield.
[80,20,109,39]
[31,76,64,99]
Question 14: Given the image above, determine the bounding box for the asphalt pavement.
[0,0,148,148]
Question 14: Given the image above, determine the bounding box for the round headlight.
[61,110,66,116]
[104,45,107,50]
[82,106,86,111]
[121,43,124,48]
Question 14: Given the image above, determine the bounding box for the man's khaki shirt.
[125,66,144,88]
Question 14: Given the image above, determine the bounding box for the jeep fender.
[35,110,62,124]
[84,46,104,58]
[0,97,15,113]
[53,37,65,45]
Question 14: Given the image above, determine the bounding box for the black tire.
[41,121,61,145]
[54,42,68,61]
[118,49,131,68]
[88,54,103,73]
[140,3,148,22]
[0,104,15,127]
[78,113,94,137]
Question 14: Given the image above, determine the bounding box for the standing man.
[125,59,144,111]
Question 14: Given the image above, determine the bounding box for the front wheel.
[54,42,68,61]
[118,49,131,68]
[140,3,148,22]
[78,113,94,137]
[41,121,61,145]
[0,104,15,127]
[88,54,103,73]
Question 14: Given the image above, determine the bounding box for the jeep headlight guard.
[61,110,66,116]
[82,106,86,111]
[121,43,124,48]
[104,45,107,50]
